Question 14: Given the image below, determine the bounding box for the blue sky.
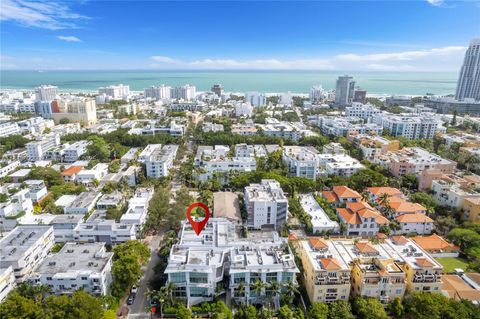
[1,0,479,70]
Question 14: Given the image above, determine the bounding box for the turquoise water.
[0,70,458,96]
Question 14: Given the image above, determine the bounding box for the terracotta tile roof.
[61,165,83,176]
[367,187,403,197]
[442,275,480,302]
[322,191,338,203]
[415,257,434,267]
[288,233,298,241]
[391,236,409,245]
[332,186,361,199]
[376,233,388,240]
[464,197,480,205]
[309,237,329,250]
[411,234,459,252]
[390,200,427,214]
[336,208,362,225]
[355,242,378,254]
[374,215,390,225]
[319,258,342,270]
[395,213,433,223]
[347,201,373,212]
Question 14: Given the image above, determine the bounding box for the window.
[173,287,186,298]
[170,273,186,283]
[190,287,208,297]
[233,273,246,284]
[266,272,277,283]
[190,272,208,284]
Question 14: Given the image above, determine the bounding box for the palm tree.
[162,282,175,306]
[236,282,246,304]
[465,155,480,172]
[251,279,265,303]
[268,281,281,308]
[360,191,371,203]
[379,193,390,207]
[283,280,299,298]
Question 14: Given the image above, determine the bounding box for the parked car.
[130,285,138,295]
[127,293,135,305]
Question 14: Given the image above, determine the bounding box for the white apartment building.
[317,154,365,177]
[317,116,383,137]
[0,122,20,138]
[259,118,317,142]
[322,142,346,155]
[194,145,257,181]
[283,146,319,179]
[235,102,253,117]
[0,266,15,302]
[375,114,441,140]
[202,122,224,133]
[24,180,48,203]
[348,134,399,161]
[31,243,113,296]
[145,144,178,178]
[0,189,34,230]
[98,84,130,99]
[36,85,58,101]
[130,120,185,137]
[63,140,90,163]
[76,163,109,185]
[19,214,83,243]
[0,226,55,282]
[138,144,162,163]
[300,194,339,233]
[165,218,298,307]
[120,147,139,164]
[74,220,136,245]
[345,102,381,119]
[64,192,101,215]
[25,133,61,161]
[170,101,205,112]
[171,85,196,100]
[235,143,255,158]
[245,92,266,107]
[309,85,325,103]
[231,124,258,136]
[394,213,434,235]
[431,179,480,208]
[120,188,154,233]
[244,179,288,230]
[144,85,171,100]
[0,161,21,178]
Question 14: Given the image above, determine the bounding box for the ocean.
[0,70,459,96]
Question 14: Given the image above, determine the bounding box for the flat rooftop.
[0,226,53,262]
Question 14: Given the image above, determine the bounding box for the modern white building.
[0,226,55,282]
[171,85,196,100]
[170,101,205,112]
[299,194,339,233]
[0,122,20,138]
[259,118,317,142]
[144,85,171,100]
[431,179,480,208]
[36,85,58,102]
[145,144,178,178]
[244,179,288,230]
[164,218,299,307]
[235,102,253,117]
[0,189,34,231]
[30,242,113,296]
[19,213,83,243]
[245,92,266,107]
[119,187,154,233]
[309,85,325,103]
[194,145,256,181]
[316,116,383,137]
[25,133,61,161]
[0,161,21,178]
[345,102,381,119]
[24,180,48,203]
[98,84,130,100]
[235,143,255,158]
[283,146,319,179]
[0,266,15,302]
[375,113,441,140]
[63,140,90,163]
[76,163,109,185]
[74,220,136,245]
[317,154,365,177]
[202,122,224,133]
[64,192,101,215]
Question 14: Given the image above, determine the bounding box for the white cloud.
[0,0,87,30]
[57,35,82,42]
[426,0,444,6]
[149,46,466,71]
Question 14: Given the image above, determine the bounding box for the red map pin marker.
[186,202,210,236]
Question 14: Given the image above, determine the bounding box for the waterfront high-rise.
[335,75,355,106]
[35,85,58,102]
[455,38,480,101]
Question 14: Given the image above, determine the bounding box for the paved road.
[128,234,163,318]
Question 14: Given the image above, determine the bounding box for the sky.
[0,0,479,71]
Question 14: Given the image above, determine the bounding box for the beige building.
[296,238,351,303]
[51,98,97,127]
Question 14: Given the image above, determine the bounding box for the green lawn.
[435,257,470,273]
